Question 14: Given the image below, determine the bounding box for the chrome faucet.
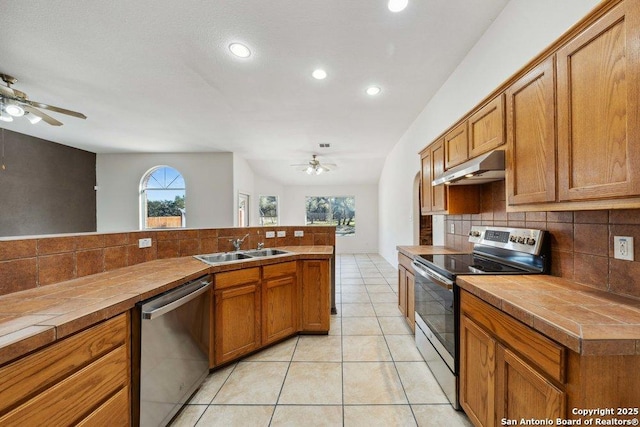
[257,242,264,250]
[229,233,250,251]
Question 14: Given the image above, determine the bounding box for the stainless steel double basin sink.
[194,248,291,265]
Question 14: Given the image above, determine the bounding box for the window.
[238,193,250,227]
[140,166,186,229]
[305,196,355,236]
[258,196,279,226]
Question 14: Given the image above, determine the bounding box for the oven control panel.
[468,226,544,255]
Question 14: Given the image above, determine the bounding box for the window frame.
[139,165,186,230]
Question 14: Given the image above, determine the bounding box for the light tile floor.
[172,254,472,427]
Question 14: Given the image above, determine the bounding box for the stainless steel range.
[412,226,549,409]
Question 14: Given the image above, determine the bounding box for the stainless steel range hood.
[432,149,505,186]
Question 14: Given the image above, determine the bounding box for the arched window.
[140,166,186,229]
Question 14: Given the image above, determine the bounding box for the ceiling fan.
[291,154,337,175]
[0,73,87,126]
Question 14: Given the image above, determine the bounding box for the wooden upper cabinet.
[431,139,447,212]
[444,121,469,169]
[506,56,556,205]
[557,1,640,201]
[420,147,433,215]
[469,95,505,158]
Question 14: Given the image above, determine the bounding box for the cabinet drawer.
[215,267,260,289]
[0,344,129,426]
[461,291,565,383]
[76,386,130,427]
[0,313,128,413]
[398,253,413,271]
[263,261,297,279]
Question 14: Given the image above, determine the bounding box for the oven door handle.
[412,261,454,290]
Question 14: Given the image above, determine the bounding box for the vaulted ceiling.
[0,0,508,185]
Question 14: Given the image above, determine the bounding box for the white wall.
[280,184,378,254]
[96,152,234,232]
[378,0,600,266]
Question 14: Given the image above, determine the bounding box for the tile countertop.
[457,274,640,356]
[0,246,333,366]
[396,245,468,258]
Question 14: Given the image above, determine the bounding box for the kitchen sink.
[194,249,292,265]
[194,252,253,264]
[243,249,290,257]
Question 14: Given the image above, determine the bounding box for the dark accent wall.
[0,129,96,237]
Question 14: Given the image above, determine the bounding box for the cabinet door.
[460,314,497,427]
[397,265,407,317]
[262,274,297,345]
[469,95,505,158]
[506,56,556,205]
[557,2,640,201]
[214,283,261,364]
[300,260,330,332]
[406,270,415,332]
[444,121,469,169]
[420,149,433,214]
[431,139,447,212]
[496,346,566,422]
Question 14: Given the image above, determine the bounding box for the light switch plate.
[138,238,152,248]
[265,231,275,238]
[614,236,634,261]
[294,230,304,237]
[277,230,286,237]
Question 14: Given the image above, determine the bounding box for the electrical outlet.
[277,230,286,238]
[265,231,275,238]
[450,223,455,234]
[138,238,152,248]
[614,236,634,261]
[294,230,304,237]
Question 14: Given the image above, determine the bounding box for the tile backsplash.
[444,181,640,300]
[0,226,335,296]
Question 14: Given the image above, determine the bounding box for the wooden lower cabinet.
[0,313,131,426]
[262,261,298,345]
[214,268,262,365]
[460,289,640,427]
[495,346,565,423]
[397,253,415,332]
[300,259,330,332]
[213,259,332,365]
[460,291,566,427]
[460,314,496,427]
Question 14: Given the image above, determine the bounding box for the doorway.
[238,193,249,227]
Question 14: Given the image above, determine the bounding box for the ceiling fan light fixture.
[5,103,24,117]
[305,165,315,175]
[229,43,252,58]
[0,109,13,122]
[26,112,42,124]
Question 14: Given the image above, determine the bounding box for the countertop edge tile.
[396,245,467,258]
[0,325,56,365]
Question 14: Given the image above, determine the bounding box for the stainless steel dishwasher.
[133,275,212,427]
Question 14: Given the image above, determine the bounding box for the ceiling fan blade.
[24,100,86,119]
[23,105,63,126]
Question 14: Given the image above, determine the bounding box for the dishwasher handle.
[141,277,211,320]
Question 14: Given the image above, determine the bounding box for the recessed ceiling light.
[366,86,381,96]
[388,0,408,12]
[312,69,327,80]
[229,43,251,58]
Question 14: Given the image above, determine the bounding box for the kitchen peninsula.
[0,226,334,425]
